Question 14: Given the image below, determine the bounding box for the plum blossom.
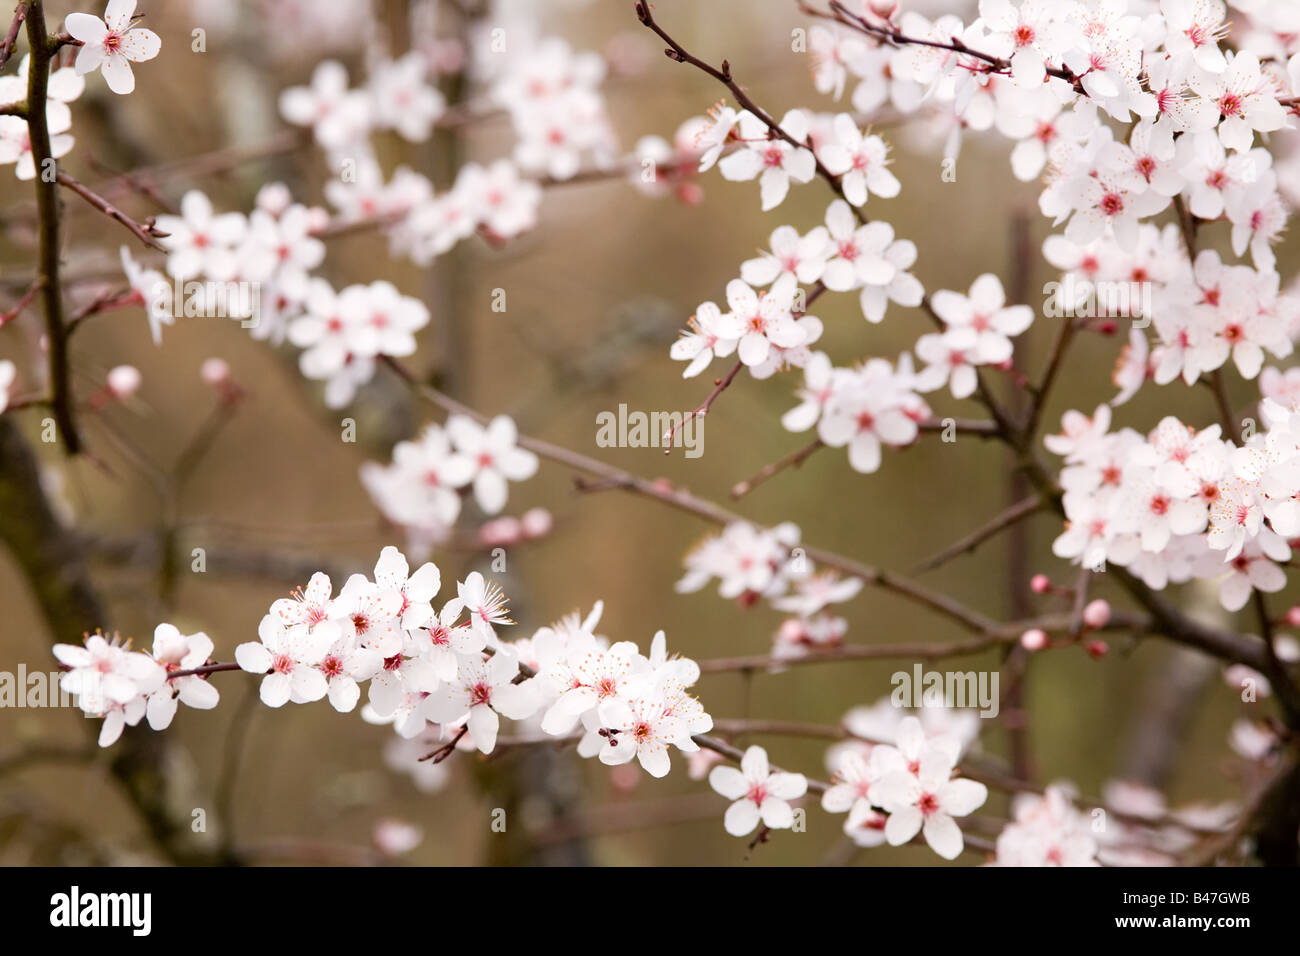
[709,745,808,836]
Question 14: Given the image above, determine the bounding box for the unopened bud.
[1082,599,1111,629]
[1020,628,1048,651]
[105,365,141,399]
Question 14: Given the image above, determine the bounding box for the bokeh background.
[2,0,1296,865]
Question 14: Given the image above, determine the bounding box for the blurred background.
[2,0,1296,866]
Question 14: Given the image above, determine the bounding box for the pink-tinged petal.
[760,797,796,829]
[100,55,135,95]
[235,641,273,674]
[922,812,964,860]
[52,644,93,667]
[178,677,219,710]
[492,681,538,721]
[764,770,806,801]
[737,331,771,366]
[724,798,761,836]
[64,13,107,44]
[146,692,177,730]
[73,42,105,76]
[98,710,126,747]
[104,0,138,31]
[467,704,499,753]
[290,667,327,702]
[883,805,923,845]
[740,744,769,780]
[939,778,988,817]
[328,677,360,713]
[121,27,160,63]
[758,167,790,210]
[259,673,291,708]
[718,148,762,181]
[638,746,672,778]
[709,766,749,799]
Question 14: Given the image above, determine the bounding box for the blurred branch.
[24,0,80,454]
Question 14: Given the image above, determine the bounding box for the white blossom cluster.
[53,626,219,747]
[819,705,987,861]
[54,547,711,781]
[360,415,539,557]
[1047,400,1300,612]
[676,520,863,664]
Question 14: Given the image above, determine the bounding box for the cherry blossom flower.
[65,1,161,96]
[422,649,538,753]
[718,109,816,210]
[235,615,337,707]
[145,624,219,730]
[868,717,988,860]
[929,273,1033,363]
[817,114,900,206]
[1190,50,1288,153]
[154,190,248,281]
[445,414,538,515]
[54,632,165,717]
[709,745,808,836]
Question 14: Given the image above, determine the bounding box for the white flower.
[422,650,539,753]
[817,114,900,206]
[867,717,988,860]
[235,614,337,707]
[717,110,816,210]
[929,273,1033,364]
[1190,51,1288,153]
[709,745,808,836]
[119,246,172,346]
[65,0,161,95]
[445,414,538,515]
[145,624,219,730]
[372,545,440,632]
[154,190,247,281]
[53,632,165,716]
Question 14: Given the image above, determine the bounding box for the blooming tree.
[2,0,1300,869]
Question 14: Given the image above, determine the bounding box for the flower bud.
[105,365,141,399]
[1020,628,1047,651]
[1082,599,1111,629]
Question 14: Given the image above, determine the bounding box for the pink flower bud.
[255,182,292,217]
[1020,628,1047,651]
[1085,640,1109,659]
[479,516,522,547]
[200,357,230,386]
[105,365,141,399]
[1030,574,1051,594]
[520,507,552,538]
[1082,599,1111,629]
[1285,606,1300,628]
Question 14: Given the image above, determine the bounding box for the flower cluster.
[53,626,218,747]
[520,617,713,777]
[1047,404,1294,612]
[821,715,988,860]
[676,520,863,664]
[0,56,84,179]
[992,784,1100,867]
[709,745,808,836]
[361,415,539,557]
